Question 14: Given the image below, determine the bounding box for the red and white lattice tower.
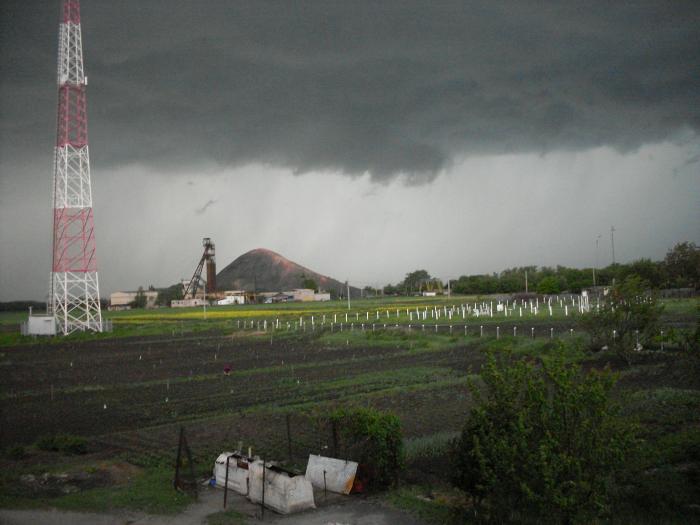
[48,0,102,334]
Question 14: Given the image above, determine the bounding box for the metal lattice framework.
[49,0,102,334]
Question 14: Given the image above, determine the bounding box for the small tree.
[383,283,398,295]
[664,241,699,289]
[666,303,700,371]
[536,276,562,294]
[452,353,637,523]
[401,270,431,295]
[131,286,147,309]
[156,283,183,306]
[300,273,318,291]
[329,407,404,489]
[579,275,663,364]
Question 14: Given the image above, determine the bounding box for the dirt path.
[0,487,427,525]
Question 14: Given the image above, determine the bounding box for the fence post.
[332,419,338,458]
[261,458,266,518]
[224,455,230,508]
[174,427,183,490]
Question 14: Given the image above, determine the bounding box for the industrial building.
[109,290,158,310]
[267,289,331,303]
[171,298,207,307]
[217,291,246,305]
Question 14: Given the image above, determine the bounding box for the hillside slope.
[216,248,358,295]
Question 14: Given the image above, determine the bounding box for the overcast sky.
[1,1,699,301]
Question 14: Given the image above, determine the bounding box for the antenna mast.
[49,0,103,334]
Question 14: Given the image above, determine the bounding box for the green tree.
[156,283,183,306]
[665,303,700,371]
[536,276,561,294]
[452,352,637,523]
[131,286,147,309]
[299,273,318,291]
[622,259,664,289]
[383,283,398,295]
[329,407,404,489]
[363,285,378,297]
[578,275,663,364]
[401,270,431,295]
[664,241,700,288]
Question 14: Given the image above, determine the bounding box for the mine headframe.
[183,238,216,299]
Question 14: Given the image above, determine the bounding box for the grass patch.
[317,328,460,350]
[404,431,460,462]
[0,461,191,515]
[51,463,192,514]
[626,388,700,429]
[35,434,87,455]
[386,485,467,524]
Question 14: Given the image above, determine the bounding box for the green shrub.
[329,406,404,489]
[579,275,663,364]
[6,445,27,460]
[536,276,562,294]
[35,433,87,455]
[452,353,638,523]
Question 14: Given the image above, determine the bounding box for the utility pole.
[610,226,616,265]
[593,234,601,287]
[525,270,528,293]
[346,281,350,310]
[253,273,257,304]
[447,279,451,298]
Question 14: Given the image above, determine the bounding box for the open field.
[0,296,698,521]
[2,295,696,346]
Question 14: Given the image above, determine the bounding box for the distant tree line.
[155,283,184,306]
[383,242,699,295]
[0,301,46,312]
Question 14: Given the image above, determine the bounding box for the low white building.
[280,289,330,302]
[283,289,315,302]
[171,298,207,308]
[217,291,246,306]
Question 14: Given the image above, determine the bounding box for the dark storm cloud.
[1,1,699,182]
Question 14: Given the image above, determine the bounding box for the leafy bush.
[579,275,663,364]
[329,407,404,489]
[452,353,638,523]
[666,303,700,370]
[6,445,27,460]
[35,433,87,455]
[536,276,562,294]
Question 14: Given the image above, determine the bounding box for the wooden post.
[332,419,338,458]
[174,427,183,490]
[223,455,230,508]
[185,430,197,501]
[286,414,293,462]
[261,459,266,518]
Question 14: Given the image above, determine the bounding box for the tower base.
[51,271,103,335]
